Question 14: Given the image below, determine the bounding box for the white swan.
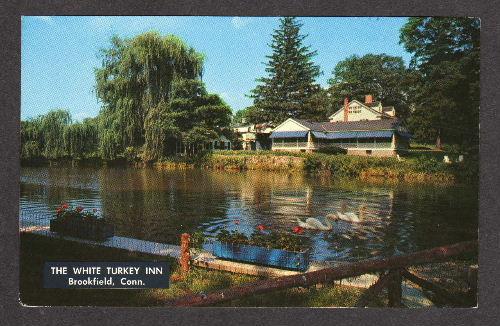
[327,212,361,223]
[296,217,333,230]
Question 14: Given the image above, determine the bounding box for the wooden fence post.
[400,268,467,307]
[168,240,477,307]
[387,269,403,307]
[355,271,391,307]
[180,233,191,274]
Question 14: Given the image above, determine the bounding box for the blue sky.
[21,16,411,121]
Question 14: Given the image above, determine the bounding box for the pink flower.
[234,220,240,225]
[257,224,266,231]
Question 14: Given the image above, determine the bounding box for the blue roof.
[270,131,308,139]
[312,130,394,139]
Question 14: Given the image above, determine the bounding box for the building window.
[349,106,361,114]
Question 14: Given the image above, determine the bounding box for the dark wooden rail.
[168,240,477,307]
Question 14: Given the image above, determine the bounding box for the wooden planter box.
[50,218,114,241]
[213,242,310,271]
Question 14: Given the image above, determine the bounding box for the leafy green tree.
[21,111,99,161]
[63,118,99,159]
[95,32,204,158]
[143,79,232,160]
[300,88,335,122]
[232,108,248,126]
[97,108,124,160]
[400,17,479,149]
[327,54,411,120]
[249,17,321,124]
[40,109,71,159]
[21,118,43,160]
[143,100,180,161]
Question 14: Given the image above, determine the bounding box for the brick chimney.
[365,94,373,104]
[343,97,349,122]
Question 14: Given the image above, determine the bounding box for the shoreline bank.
[155,151,475,185]
[21,150,478,185]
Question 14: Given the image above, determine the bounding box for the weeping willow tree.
[62,118,99,159]
[21,117,43,160]
[21,110,100,161]
[95,32,205,159]
[143,100,180,160]
[143,78,232,160]
[39,109,71,159]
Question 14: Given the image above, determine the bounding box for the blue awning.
[312,130,394,139]
[270,131,308,139]
[359,130,394,138]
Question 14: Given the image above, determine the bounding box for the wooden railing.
[168,240,477,307]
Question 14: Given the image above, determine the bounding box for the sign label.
[44,262,170,289]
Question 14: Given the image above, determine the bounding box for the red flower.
[234,220,240,225]
[61,203,69,209]
[75,206,83,213]
[293,226,304,234]
[257,224,266,231]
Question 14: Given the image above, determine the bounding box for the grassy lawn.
[20,233,369,307]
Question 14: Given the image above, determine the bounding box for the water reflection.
[20,166,478,262]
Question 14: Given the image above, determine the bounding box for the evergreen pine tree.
[248,17,321,124]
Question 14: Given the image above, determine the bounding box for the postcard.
[19,16,478,308]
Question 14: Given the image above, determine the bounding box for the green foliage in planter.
[54,203,107,224]
[216,230,249,245]
[216,229,307,252]
[190,231,205,250]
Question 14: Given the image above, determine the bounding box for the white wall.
[273,119,310,132]
[330,102,381,122]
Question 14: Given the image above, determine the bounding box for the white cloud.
[33,16,55,25]
[231,17,251,29]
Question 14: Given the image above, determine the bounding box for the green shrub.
[190,231,205,250]
[21,140,42,160]
[316,145,347,155]
[410,155,447,173]
[442,144,461,155]
[124,146,139,162]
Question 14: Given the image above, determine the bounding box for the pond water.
[20,166,478,262]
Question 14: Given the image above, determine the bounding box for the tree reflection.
[21,166,478,262]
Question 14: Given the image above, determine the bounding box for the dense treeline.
[21,110,99,161]
[400,17,480,150]
[21,32,232,162]
[22,17,480,162]
[241,17,480,151]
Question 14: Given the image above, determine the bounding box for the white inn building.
[270,95,411,157]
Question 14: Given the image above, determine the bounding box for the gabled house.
[269,95,411,157]
[328,95,395,122]
[234,123,273,150]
